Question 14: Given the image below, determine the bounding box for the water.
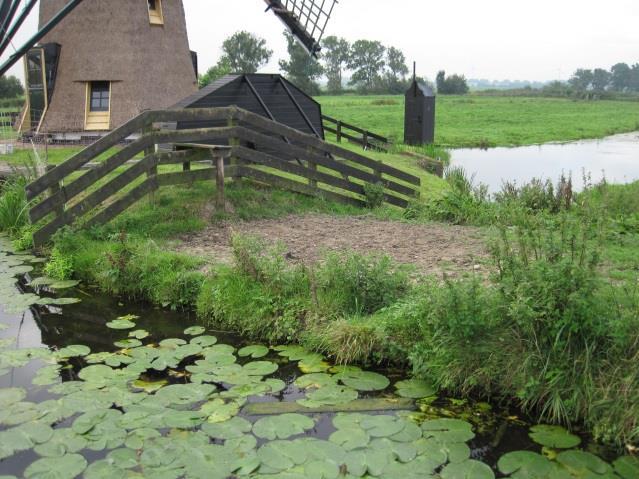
[450,132,639,193]
[0,255,626,476]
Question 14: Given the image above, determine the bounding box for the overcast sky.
[3,0,639,83]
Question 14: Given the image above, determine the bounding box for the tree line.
[568,63,639,93]
[199,31,469,96]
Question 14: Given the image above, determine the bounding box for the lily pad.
[24,453,88,479]
[56,345,91,359]
[238,345,270,359]
[556,450,612,476]
[113,339,142,349]
[297,385,358,408]
[184,326,206,336]
[202,417,252,440]
[33,428,88,457]
[498,451,555,478]
[0,387,26,407]
[106,319,136,330]
[253,413,316,440]
[421,418,475,443]
[395,378,436,398]
[329,428,370,451]
[441,459,495,479]
[49,280,80,290]
[614,456,639,479]
[337,370,390,392]
[295,373,337,389]
[529,425,581,449]
[129,329,150,340]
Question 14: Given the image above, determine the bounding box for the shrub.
[0,177,30,236]
[316,252,410,316]
[44,247,75,280]
[363,182,385,209]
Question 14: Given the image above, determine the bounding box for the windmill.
[8,0,339,136]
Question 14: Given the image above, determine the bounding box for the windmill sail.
[264,0,338,57]
[0,0,84,77]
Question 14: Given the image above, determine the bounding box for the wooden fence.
[26,106,421,247]
[322,115,391,152]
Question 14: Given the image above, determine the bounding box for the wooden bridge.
[25,107,421,247]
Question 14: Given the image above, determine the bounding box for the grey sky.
[4,0,639,82]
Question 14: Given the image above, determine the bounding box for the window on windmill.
[85,81,111,131]
[147,0,164,25]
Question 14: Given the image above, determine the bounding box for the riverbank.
[318,95,639,148]
[3,167,635,449]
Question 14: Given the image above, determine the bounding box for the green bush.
[0,177,31,236]
[43,247,75,280]
[362,182,385,209]
[316,252,410,316]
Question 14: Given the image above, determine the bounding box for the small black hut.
[174,73,324,139]
[404,80,436,146]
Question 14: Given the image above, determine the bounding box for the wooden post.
[214,152,225,212]
[46,165,64,218]
[307,147,317,189]
[363,132,369,150]
[227,118,240,181]
[336,121,342,143]
[183,159,191,172]
[143,126,156,205]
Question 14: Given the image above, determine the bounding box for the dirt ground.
[174,214,488,277]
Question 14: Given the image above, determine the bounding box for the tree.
[199,57,232,88]
[385,46,409,94]
[279,32,323,95]
[436,71,469,94]
[0,75,24,99]
[630,64,639,92]
[220,31,272,74]
[348,40,386,93]
[610,63,632,92]
[569,69,594,91]
[321,36,350,94]
[591,68,611,92]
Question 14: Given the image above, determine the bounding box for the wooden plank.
[25,110,153,200]
[32,155,159,246]
[215,154,225,210]
[25,107,240,200]
[29,127,239,223]
[235,109,420,185]
[156,166,242,187]
[322,114,389,142]
[238,166,366,208]
[156,149,209,165]
[233,127,417,198]
[84,177,159,230]
[242,398,416,415]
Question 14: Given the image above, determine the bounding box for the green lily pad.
[202,417,252,440]
[106,319,136,330]
[253,413,316,440]
[191,335,218,347]
[556,450,612,476]
[153,383,215,406]
[238,345,270,359]
[295,373,337,389]
[131,379,168,393]
[24,453,88,479]
[297,385,358,408]
[114,339,142,349]
[36,297,81,306]
[129,329,150,339]
[498,451,557,478]
[184,326,206,336]
[56,345,91,359]
[201,399,241,423]
[243,360,279,376]
[395,378,436,398]
[614,456,639,479]
[361,414,406,438]
[0,387,26,407]
[258,440,308,471]
[421,418,475,443]
[329,427,370,451]
[49,280,80,290]
[28,277,57,287]
[529,425,581,449]
[337,370,390,392]
[441,459,495,479]
[33,428,88,457]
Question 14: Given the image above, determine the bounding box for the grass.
[318,95,639,148]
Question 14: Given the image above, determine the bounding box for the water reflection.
[450,132,639,193]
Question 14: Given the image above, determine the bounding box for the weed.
[363,182,385,209]
[44,247,75,280]
[0,177,31,236]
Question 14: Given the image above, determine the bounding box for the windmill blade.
[0,0,84,77]
[264,0,338,57]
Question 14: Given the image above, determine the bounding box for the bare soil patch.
[175,214,488,277]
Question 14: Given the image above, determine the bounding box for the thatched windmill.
[19,0,198,137]
[13,0,338,137]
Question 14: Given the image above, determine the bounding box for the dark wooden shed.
[404,80,436,146]
[174,73,324,141]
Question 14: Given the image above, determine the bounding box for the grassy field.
[318,95,639,148]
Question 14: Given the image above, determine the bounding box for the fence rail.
[26,106,421,246]
[321,115,391,152]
